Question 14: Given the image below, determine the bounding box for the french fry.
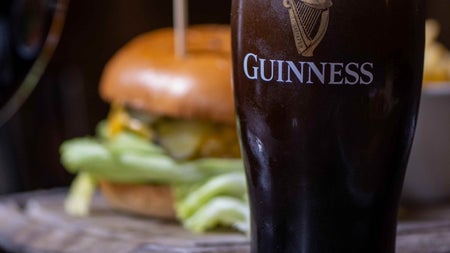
[423,19,450,84]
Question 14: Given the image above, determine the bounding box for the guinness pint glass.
[231,0,424,252]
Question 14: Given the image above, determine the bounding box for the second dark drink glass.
[231,0,424,252]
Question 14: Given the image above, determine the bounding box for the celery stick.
[61,138,153,182]
[183,197,249,233]
[106,132,164,155]
[60,139,144,182]
[61,138,205,183]
[64,173,97,217]
[60,138,115,174]
[177,172,247,219]
[61,135,251,233]
[61,138,244,184]
[118,153,204,183]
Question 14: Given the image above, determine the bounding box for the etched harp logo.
[284,0,333,57]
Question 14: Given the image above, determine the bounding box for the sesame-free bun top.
[100,25,234,125]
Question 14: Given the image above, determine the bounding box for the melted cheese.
[106,105,152,139]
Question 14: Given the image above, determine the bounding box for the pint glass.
[231,0,424,252]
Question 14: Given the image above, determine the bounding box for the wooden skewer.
[173,0,188,58]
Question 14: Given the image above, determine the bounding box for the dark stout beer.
[231,0,424,252]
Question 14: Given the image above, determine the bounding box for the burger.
[60,25,248,233]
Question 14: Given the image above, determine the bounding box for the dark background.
[0,0,448,194]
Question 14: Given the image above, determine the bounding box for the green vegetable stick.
[61,138,208,183]
[106,132,164,155]
[60,138,116,174]
[62,139,185,183]
[61,136,251,233]
[64,172,97,217]
[183,197,250,233]
[177,172,247,219]
[118,153,205,183]
[62,138,245,184]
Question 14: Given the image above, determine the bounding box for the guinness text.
[243,53,374,85]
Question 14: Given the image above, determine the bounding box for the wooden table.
[0,189,449,253]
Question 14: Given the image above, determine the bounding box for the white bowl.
[402,83,450,204]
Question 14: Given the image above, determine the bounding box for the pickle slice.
[156,120,211,160]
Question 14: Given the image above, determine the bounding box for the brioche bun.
[99,25,234,125]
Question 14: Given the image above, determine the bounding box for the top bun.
[100,25,235,125]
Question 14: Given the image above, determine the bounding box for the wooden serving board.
[0,189,449,253]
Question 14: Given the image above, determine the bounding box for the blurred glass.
[0,0,69,126]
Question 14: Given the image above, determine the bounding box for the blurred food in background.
[403,86,450,205]
[402,18,450,205]
[60,25,249,234]
[423,19,450,84]
[0,0,232,195]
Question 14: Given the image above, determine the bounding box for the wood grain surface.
[0,189,449,253]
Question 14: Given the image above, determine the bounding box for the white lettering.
[241,53,375,85]
[329,63,344,85]
[360,63,374,85]
[345,62,360,85]
[243,53,258,80]
[277,60,285,82]
[260,59,276,82]
[286,61,304,83]
[307,62,327,84]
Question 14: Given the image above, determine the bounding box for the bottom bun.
[99,181,176,219]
